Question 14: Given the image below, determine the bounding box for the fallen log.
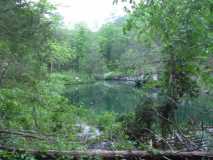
[0,130,52,141]
[0,145,212,160]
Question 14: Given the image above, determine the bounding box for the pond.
[65,81,142,113]
[65,80,213,126]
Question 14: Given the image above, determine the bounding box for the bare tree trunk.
[0,62,8,87]
[160,53,178,148]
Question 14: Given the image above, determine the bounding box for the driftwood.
[0,145,212,160]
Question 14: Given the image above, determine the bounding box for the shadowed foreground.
[0,145,212,160]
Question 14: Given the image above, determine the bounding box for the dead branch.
[0,130,52,141]
[143,128,174,152]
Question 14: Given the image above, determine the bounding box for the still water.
[65,80,213,125]
[65,81,141,113]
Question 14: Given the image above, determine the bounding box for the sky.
[49,0,127,31]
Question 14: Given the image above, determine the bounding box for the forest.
[0,0,212,159]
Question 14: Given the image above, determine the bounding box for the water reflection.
[65,81,141,113]
[65,81,213,126]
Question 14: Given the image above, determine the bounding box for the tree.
[0,0,58,86]
[98,22,128,70]
[69,23,92,72]
[116,0,211,137]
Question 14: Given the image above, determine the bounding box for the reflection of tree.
[66,83,140,113]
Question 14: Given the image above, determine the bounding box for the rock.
[76,123,101,141]
[88,141,114,150]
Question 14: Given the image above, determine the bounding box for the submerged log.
[0,145,212,160]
